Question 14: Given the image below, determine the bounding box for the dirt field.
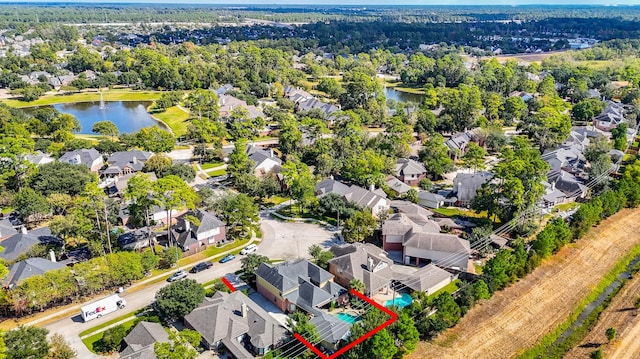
[487,50,569,64]
[408,207,640,359]
[564,271,640,359]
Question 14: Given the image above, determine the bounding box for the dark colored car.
[190,261,213,273]
[219,254,236,264]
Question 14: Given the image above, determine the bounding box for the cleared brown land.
[408,207,640,359]
[564,271,640,359]
[485,50,569,65]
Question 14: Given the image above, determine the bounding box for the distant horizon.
[0,1,639,6]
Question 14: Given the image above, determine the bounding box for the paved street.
[44,260,242,359]
[37,212,338,359]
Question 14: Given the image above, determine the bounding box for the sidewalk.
[19,237,256,329]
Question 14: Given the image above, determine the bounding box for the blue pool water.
[336,312,360,324]
[384,293,413,309]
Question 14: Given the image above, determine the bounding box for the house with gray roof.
[593,101,625,132]
[246,145,282,178]
[394,264,456,295]
[0,219,17,241]
[218,94,265,120]
[328,243,394,297]
[24,151,54,166]
[315,178,389,218]
[309,311,352,350]
[117,228,155,251]
[418,191,447,209]
[58,148,103,172]
[402,232,471,270]
[394,158,427,186]
[283,85,340,123]
[445,131,475,160]
[382,202,441,252]
[120,321,170,359]
[385,176,411,196]
[0,227,63,262]
[256,259,347,314]
[2,258,64,288]
[452,172,493,206]
[184,291,287,357]
[103,150,153,177]
[170,209,226,256]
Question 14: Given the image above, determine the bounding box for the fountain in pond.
[99,91,106,110]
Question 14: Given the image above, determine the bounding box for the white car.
[240,244,257,255]
[167,270,188,282]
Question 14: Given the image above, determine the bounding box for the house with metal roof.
[119,321,170,359]
[58,148,103,172]
[184,291,287,357]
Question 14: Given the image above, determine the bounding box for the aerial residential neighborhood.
[1,2,640,359]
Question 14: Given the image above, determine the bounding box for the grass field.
[82,316,138,354]
[408,207,640,359]
[150,105,190,137]
[206,168,227,177]
[2,89,162,108]
[429,279,462,298]
[200,162,224,170]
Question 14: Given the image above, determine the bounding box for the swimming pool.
[384,293,413,309]
[336,312,360,324]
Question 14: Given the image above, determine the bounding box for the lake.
[383,87,426,104]
[47,101,164,134]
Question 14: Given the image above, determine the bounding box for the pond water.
[383,87,426,104]
[38,101,164,134]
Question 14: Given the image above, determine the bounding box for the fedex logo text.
[85,306,107,317]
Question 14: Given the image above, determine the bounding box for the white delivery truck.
[81,294,127,322]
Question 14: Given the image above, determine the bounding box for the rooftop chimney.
[241,302,247,318]
[369,184,375,192]
[184,219,191,232]
[367,257,374,272]
[49,249,56,263]
[20,227,27,235]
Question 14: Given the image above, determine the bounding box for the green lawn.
[264,195,290,206]
[1,207,13,214]
[82,317,138,354]
[553,202,579,212]
[429,279,462,298]
[276,205,337,225]
[206,168,227,177]
[2,89,162,108]
[394,86,426,95]
[151,106,190,137]
[201,162,224,170]
[433,207,493,220]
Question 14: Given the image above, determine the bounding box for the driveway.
[257,214,339,261]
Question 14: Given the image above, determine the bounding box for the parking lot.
[257,215,340,261]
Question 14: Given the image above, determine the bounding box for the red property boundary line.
[221,277,237,292]
[293,289,398,359]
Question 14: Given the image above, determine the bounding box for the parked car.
[219,254,236,263]
[167,270,188,282]
[240,244,257,255]
[190,261,213,273]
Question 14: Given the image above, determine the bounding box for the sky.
[1,0,640,6]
